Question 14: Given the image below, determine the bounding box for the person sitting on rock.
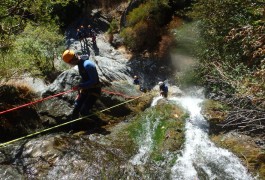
[158,81,168,98]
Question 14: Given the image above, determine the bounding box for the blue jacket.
[77,59,99,88]
[133,78,140,85]
[160,84,168,93]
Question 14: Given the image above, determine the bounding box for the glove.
[72,86,79,91]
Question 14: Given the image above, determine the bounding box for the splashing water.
[129,95,254,179]
[130,96,163,165]
[169,97,254,180]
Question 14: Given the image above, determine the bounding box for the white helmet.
[158,81,164,86]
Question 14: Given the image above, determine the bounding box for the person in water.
[158,81,168,98]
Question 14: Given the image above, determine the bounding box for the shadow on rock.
[64,114,110,135]
[92,43,99,55]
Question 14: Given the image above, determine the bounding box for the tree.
[0,0,72,51]
[0,0,72,81]
[0,23,64,81]
[190,0,264,63]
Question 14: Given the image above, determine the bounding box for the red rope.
[0,88,141,116]
[0,89,75,115]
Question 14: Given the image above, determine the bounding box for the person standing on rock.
[158,81,168,98]
[80,25,89,50]
[86,25,97,44]
[62,49,101,120]
[76,28,84,50]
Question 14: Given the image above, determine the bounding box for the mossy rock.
[126,103,187,162]
[211,132,265,179]
[200,99,231,134]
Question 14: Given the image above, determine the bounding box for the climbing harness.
[0,89,144,147]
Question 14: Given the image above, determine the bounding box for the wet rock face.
[38,69,80,124]
[200,99,230,134]
[0,133,133,179]
[0,102,186,179]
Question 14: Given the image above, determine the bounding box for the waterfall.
[130,96,163,165]
[130,95,254,179]
[170,97,254,180]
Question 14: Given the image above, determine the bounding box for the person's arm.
[79,60,99,88]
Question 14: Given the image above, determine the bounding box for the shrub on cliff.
[0,83,42,142]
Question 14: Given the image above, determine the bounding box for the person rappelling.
[62,49,101,120]
[133,75,140,85]
[158,81,168,98]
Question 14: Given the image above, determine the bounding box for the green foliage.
[187,0,264,100]
[108,19,119,34]
[120,0,195,53]
[190,0,263,62]
[121,0,173,52]
[121,20,160,51]
[0,0,75,81]
[0,22,65,80]
[126,3,152,27]
[0,0,72,49]
[225,25,265,66]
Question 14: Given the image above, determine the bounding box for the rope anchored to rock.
[0,94,143,147]
[0,88,141,115]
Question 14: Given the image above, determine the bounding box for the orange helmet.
[62,50,75,63]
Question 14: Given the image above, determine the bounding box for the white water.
[130,97,163,165]
[170,97,253,180]
[131,95,254,179]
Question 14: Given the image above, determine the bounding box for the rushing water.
[131,95,254,180]
[130,96,164,165]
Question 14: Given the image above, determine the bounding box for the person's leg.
[80,88,101,117]
[80,94,99,117]
[72,93,87,120]
[92,35,96,44]
[80,39,83,50]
